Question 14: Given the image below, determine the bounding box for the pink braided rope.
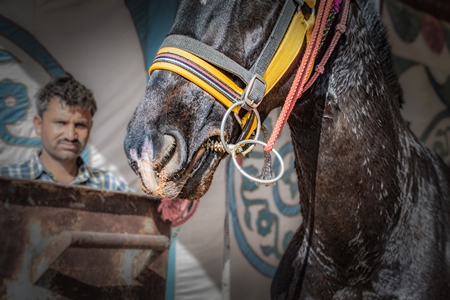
[264,0,340,153]
[304,0,350,92]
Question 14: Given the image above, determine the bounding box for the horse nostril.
[138,129,187,177]
[155,134,176,170]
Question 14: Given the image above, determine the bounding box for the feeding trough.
[0,177,170,300]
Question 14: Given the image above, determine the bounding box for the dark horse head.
[125,0,450,298]
[124,0,295,199]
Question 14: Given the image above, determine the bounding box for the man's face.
[33,96,93,162]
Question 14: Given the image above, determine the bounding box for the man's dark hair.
[36,76,97,117]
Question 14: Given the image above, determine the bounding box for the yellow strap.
[150,47,244,115]
[150,10,316,107]
[150,61,242,116]
[150,52,256,134]
[305,0,316,8]
[264,11,316,94]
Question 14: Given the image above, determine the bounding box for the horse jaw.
[124,73,235,200]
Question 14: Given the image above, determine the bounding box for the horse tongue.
[157,198,200,227]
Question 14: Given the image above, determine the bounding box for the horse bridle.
[148,0,348,184]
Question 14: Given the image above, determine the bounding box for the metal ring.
[220,101,261,155]
[230,139,284,185]
[239,108,261,156]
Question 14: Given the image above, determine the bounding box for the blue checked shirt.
[0,151,131,192]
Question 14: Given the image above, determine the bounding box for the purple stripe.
[154,53,241,101]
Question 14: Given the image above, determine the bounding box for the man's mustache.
[57,138,80,145]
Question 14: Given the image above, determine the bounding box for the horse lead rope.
[265,0,349,153]
[305,0,350,90]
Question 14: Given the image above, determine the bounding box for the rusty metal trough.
[0,177,170,300]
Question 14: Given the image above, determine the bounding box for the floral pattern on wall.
[384,0,450,165]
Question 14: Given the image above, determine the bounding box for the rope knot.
[336,24,346,33]
[316,65,325,74]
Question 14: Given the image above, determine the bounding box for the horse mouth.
[169,136,226,181]
[134,135,227,199]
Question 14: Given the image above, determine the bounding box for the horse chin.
[134,136,226,200]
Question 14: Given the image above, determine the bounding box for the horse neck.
[286,0,407,276]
